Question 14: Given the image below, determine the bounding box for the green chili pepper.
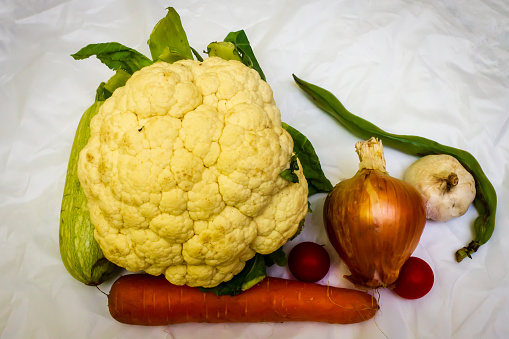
[293,74,497,262]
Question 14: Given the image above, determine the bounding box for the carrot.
[108,274,379,325]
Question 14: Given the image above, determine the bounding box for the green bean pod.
[293,74,497,262]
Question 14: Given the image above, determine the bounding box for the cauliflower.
[77,57,309,288]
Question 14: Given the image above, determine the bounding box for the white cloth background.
[1,0,509,338]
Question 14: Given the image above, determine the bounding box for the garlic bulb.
[403,154,476,222]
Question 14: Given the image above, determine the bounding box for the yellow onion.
[324,137,426,288]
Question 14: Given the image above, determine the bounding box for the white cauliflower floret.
[78,57,308,288]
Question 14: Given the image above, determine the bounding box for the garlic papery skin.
[403,154,476,222]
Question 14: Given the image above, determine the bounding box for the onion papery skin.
[324,168,426,289]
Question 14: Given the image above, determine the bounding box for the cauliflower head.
[77,57,308,288]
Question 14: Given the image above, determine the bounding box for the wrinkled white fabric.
[1,0,509,338]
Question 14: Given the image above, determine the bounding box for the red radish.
[108,274,378,325]
[392,257,434,299]
[288,242,330,282]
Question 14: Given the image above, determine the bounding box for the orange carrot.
[108,274,379,325]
